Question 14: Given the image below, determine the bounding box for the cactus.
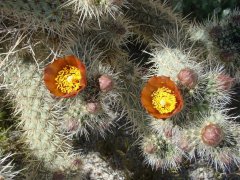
[184,110,240,171]
[0,0,240,179]
[189,9,240,82]
[61,62,124,138]
[136,24,239,171]
[1,57,83,176]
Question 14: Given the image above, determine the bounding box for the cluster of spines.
[124,0,187,45]
[0,0,78,35]
[0,0,81,64]
[189,9,240,82]
[81,152,125,179]
[87,14,133,48]
[141,130,184,170]
[61,0,127,23]
[0,153,21,180]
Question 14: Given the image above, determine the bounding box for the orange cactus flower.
[44,55,87,98]
[141,76,183,119]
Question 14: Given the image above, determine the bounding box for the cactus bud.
[178,138,191,152]
[144,143,157,154]
[201,124,223,147]
[72,158,83,170]
[86,102,101,114]
[163,127,173,138]
[177,68,198,88]
[99,75,113,92]
[217,73,235,91]
[66,119,79,132]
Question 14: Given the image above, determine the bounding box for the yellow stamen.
[152,87,177,114]
[55,65,82,93]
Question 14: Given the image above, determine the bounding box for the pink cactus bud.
[177,68,198,88]
[0,176,4,180]
[217,73,235,91]
[72,158,82,168]
[99,75,113,92]
[66,119,79,132]
[52,172,65,180]
[86,102,101,114]
[201,124,223,147]
[144,143,157,154]
[164,127,173,138]
[178,138,191,152]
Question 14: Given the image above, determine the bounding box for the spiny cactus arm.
[57,40,125,139]
[184,110,240,171]
[125,0,188,44]
[2,58,83,174]
[0,0,84,53]
[0,0,79,40]
[140,132,184,171]
[116,58,149,134]
[85,14,133,49]
[143,28,233,121]
[189,9,240,82]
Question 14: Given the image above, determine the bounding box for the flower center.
[55,65,82,94]
[151,87,177,114]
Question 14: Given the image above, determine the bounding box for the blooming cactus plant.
[0,0,240,179]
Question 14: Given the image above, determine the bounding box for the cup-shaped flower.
[141,76,183,119]
[44,55,87,98]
